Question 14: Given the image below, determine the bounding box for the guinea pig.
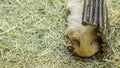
[66,0,100,57]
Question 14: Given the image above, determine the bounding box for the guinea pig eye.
[90,41,93,45]
[72,40,80,47]
[77,41,80,46]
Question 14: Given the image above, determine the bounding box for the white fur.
[66,0,100,57]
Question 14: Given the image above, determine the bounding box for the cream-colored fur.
[66,0,100,57]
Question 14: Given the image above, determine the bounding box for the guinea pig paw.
[95,52,106,59]
[67,46,74,52]
[71,32,80,40]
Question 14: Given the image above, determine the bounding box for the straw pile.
[0,0,120,68]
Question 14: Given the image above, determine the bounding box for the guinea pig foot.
[95,52,106,59]
[101,47,107,52]
[95,52,102,59]
[67,46,74,52]
[71,32,80,41]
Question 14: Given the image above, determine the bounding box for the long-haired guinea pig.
[66,0,100,57]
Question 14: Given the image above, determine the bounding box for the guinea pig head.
[68,26,101,57]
